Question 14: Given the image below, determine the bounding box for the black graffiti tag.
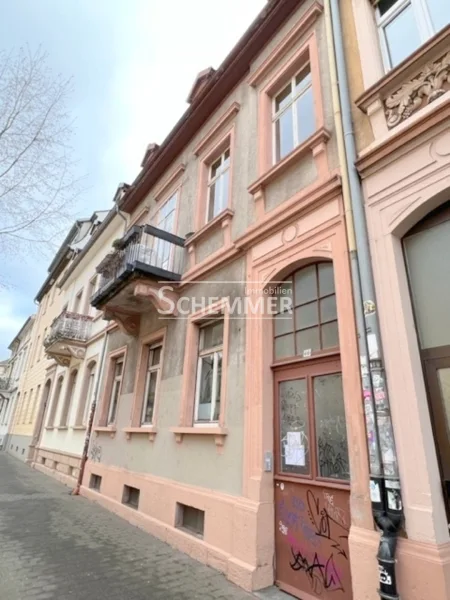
[289,546,345,594]
[307,490,349,559]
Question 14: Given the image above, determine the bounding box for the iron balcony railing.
[44,311,93,347]
[92,224,185,304]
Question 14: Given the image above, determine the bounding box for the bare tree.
[0,46,80,259]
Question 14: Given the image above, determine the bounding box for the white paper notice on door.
[284,432,305,466]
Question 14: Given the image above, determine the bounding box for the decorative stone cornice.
[385,51,450,128]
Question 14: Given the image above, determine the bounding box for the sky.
[0,0,266,358]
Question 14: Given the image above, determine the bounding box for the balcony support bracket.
[133,282,179,316]
[104,309,140,336]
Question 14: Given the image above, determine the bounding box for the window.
[107,357,124,425]
[207,149,230,222]
[176,504,205,537]
[89,474,102,491]
[194,321,224,424]
[274,263,339,360]
[376,0,449,69]
[87,276,98,316]
[33,336,40,364]
[141,344,162,425]
[73,289,83,314]
[122,485,140,509]
[154,192,177,271]
[31,385,41,423]
[48,376,64,426]
[78,360,96,426]
[21,392,28,424]
[60,369,78,426]
[273,65,314,162]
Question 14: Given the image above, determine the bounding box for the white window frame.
[272,64,313,164]
[206,149,230,222]
[194,321,223,426]
[140,343,162,426]
[107,357,124,425]
[83,364,96,425]
[153,191,177,271]
[376,0,442,71]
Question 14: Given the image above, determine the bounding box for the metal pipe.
[326,0,404,597]
[72,328,109,495]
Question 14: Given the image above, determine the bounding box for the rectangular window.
[154,192,177,271]
[176,504,205,538]
[141,344,162,425]
[194,321,224,424]
[122,485,140,509]
[207,149,230,222]
[376,0,449,70]
[83,365,96,425]
[107,357,124,425]
[273,65,314,162]
[73,289,83,314]
[87,276,98,316]
[89,474,102,491]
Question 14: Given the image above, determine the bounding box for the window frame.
[128,328,166,433]
[75,358,97,427]
[206,148,231,223]
[271,63,313,164]
[59,368,78,427]
[193,320,224,425]
[140,343,162,426]
[177,299,230,430]
[107,357,124,425]
[376,0,442,71]
[97,346,127,428]
[273,262,339,362]
[47,375,64,427]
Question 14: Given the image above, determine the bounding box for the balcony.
[91,224,185,335]
[44,311,93,366]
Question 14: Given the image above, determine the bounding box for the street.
[0,454,255,600]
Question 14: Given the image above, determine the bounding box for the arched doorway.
[272,262,352,600]
[403,200,450,520]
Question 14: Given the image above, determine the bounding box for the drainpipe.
[73,329,109,495]
[325,1,404,598]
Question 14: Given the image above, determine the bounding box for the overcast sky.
[0,0,266,358]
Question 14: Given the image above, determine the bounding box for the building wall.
[79,2,374,594]
[34,215,124,479]
[0,318,35,450]
[343,3,450,598]
[8,292,63,462]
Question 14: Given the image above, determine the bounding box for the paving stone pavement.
[0,453,256,600]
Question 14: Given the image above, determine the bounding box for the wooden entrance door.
[423,347,450,518]
[274,358,352,600]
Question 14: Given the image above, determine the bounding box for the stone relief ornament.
[385,51,450,128]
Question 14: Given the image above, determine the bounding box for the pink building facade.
[348,2,450,598]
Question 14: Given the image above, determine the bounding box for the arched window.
[76,360,97,426]
[273,262,338,360]
[60,369,78,426]
[48,376,64,427]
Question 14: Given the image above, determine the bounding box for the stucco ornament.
[385,51,450,128]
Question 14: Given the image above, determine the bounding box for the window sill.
[185,208,234,247]
[170,426,228,447]
[93,425,116,439]
[72,425,87,431]
[248,128,330,195]
[56,426,68,431]
[45,426,54,431]
[123,426,157,442]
